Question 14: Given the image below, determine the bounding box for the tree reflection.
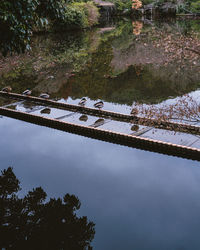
[0,167,95,250]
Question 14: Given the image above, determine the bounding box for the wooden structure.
[0,91,200,161]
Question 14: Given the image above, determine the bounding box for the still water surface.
[0,18,200,249]
[1,18,200,105]
[1,116,200,250]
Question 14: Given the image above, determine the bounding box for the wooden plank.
[0,91,200,136]
[130,127,153,136]
[187,138,200,147]
[1,100,24,108]
[0,107,199,161]
[55,112,76,120]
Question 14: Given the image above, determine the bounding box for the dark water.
[0,18,200,249]
[0,19,200,105]
[1,116,200,250]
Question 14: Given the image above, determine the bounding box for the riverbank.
[0,0,100,56]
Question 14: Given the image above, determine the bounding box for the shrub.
[142,0,155,4]
[112,0,132,12]
[0,0,68,56]
[83,2,100,26]
[0,0,38,56]
[56,2,99,29]
[190,0,200,12]
[36,0,67,21]
[0,0,99,55]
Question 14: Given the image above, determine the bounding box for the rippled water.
[0,18,200,249]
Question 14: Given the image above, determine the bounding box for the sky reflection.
[0,116,200,250]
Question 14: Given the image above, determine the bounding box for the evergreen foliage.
[0,167,95,249]
[0,0,67,55]
[0,0,98,56]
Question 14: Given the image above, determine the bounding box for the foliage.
[108,0,200,13]
[0,0,68,56]
[109,0,132,12]
[0,0,99,56]
[1,20,199,105]
[68,0,89,3]
[0,28,101,98]
[0,0,38,56]
[0,167,95,249]
[36,0,66,21]
[67,20,200,105]
[174,0,200,13]
[107,0,153,12]
[141,0,154,4]
[190,0,200,12]
[83,2,100,26]
[56,2,99,29]
[60,5,87,28]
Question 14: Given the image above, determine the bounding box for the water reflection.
[0,167,95,250]
[0,117,200,250]
[1,18,200,250]
[0,19,199,105]
[132,21,143,35]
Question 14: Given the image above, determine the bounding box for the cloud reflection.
[0,117,200,250]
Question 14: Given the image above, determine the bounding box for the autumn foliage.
[132,21,143,35]
[132,0,142,9]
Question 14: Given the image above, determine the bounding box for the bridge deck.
[0,91,200,161]
[0,91,199,135]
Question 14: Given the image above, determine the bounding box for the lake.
[0,18,200,249]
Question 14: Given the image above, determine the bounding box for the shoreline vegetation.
[0,0,100,56]
[0,0,200,56]
[0,2,199,133]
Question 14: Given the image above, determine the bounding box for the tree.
[0,167,95,250]
[0,0,67,56]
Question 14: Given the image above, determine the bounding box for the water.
[0,18,200,249]
[1,116,200,250]
[0,19,199,105]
